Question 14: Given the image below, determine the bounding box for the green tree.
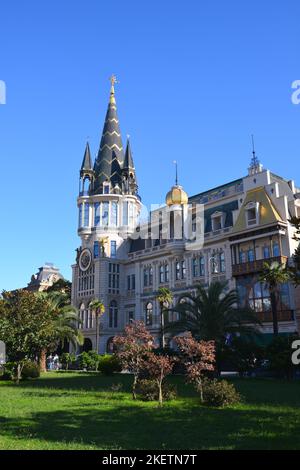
[89,299,105,354]
[166,281,260,368]
[46,279,72,300]
[259,261,290,336]
[156,287,173,349]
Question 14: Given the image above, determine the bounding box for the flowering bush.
[202,378,241,407]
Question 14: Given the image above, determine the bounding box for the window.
[199,256,205,276]
[212,216,222,232]
[102,202,109,226]
[192,258,199,277]
[273,242,280,257]
[103,183,110,194]
[263,246,270,259]
[175,261,180,280]
[145,302,153,326]
[164,263,169,282]
[149,266,153,286]
[93,241,99,259]
[220,252,226,272]
[211,255,219,274]
[181,260,186,279]
[111,202,118,226]
[94,202,100,226]
[122,201,128,226]
[246,204,258,226]
[127,275,131,291]
[128,311,135,323]
[131,274,135,290]
[83,203,89,227]
[110,240,117,258]
[247,249,255,262]
[109,300,118,328]
[78,204,83,228]
[108,263,120,293]
[159,265,164,283]
[239,250,247,263]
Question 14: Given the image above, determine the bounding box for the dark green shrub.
[60,352,76,370]
[136,379,177,401]
[21,361,40,379]
[0,362,16,380]
[266,335,300,379]
[203,378,241,407]
[78,351,96,370]
[98,354,122,375]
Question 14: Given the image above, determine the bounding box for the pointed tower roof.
[93,76,124,191]
[123,137,135,169]
[81,142,93,173]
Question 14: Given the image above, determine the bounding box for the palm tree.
[166,281,261,345]
[156,287,173,349]
[38,291,83,371]
[89,299,105,353]
[259,261,290,336]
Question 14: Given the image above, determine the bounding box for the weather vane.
[110,74,118,87]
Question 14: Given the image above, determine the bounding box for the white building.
[72,78,300,353]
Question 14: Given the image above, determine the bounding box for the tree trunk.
[95,311,99,353]
[198,377,203,403]
[132,374,138,400]
[160,304,165,349]
[158,381,163,406]
[270,291,279,336]
[39,350,47,372]
[15,362,22,384]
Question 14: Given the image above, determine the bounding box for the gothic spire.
[93,76,124,192]
[80,141,93,175]
[123,137,134,170]
[122,137,138,195]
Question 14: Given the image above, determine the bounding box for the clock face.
[79,248,92,272]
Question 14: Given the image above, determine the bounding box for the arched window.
[149,266,153,285]
[145,302,153,326]
[107,336,116,353]
[109,300,118,328]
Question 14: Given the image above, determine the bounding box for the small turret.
[80,142,94,195]
[122,138,138,195]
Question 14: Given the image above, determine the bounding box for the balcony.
[232,256,288,277]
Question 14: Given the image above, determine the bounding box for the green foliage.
[222,337,265,376]
[60,353,76,370]
[167,281,261,346]
[21,361,40,379]
[266,335,300,379]
[98,354,122,375]
[136,379,177,402]
[46,279,72,301]
[203,378,241,407]
[0,362,16,380]
[78,351,98,371]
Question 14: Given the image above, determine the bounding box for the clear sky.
[0,0,299,291]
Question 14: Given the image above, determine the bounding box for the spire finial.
[173,160,178,186]
[109,75,118,104]
[250,134,260,168]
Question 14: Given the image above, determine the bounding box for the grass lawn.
[0,372,300,450]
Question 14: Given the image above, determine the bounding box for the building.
[27,262,63,292]
[71,77,300,353]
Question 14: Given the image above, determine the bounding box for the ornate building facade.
[71,78,300,353]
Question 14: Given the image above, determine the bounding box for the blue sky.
[0,0,300,290]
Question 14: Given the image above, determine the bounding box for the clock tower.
[71,77,141,353]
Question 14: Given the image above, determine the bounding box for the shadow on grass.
[0,401,300,450]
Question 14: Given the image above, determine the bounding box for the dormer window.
[102,182,110,194]
[211,211,224,232]
[245,202,259,227]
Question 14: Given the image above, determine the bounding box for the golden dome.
[166,185,188,206]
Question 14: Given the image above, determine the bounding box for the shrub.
[21,361,40,379]
[78,351,97,371]
[98,354,122,375]
[60,353,76,370]
[136,379,177,401]
[203,378,241,407]
[0,362,16,380]
[266,335,300,379]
